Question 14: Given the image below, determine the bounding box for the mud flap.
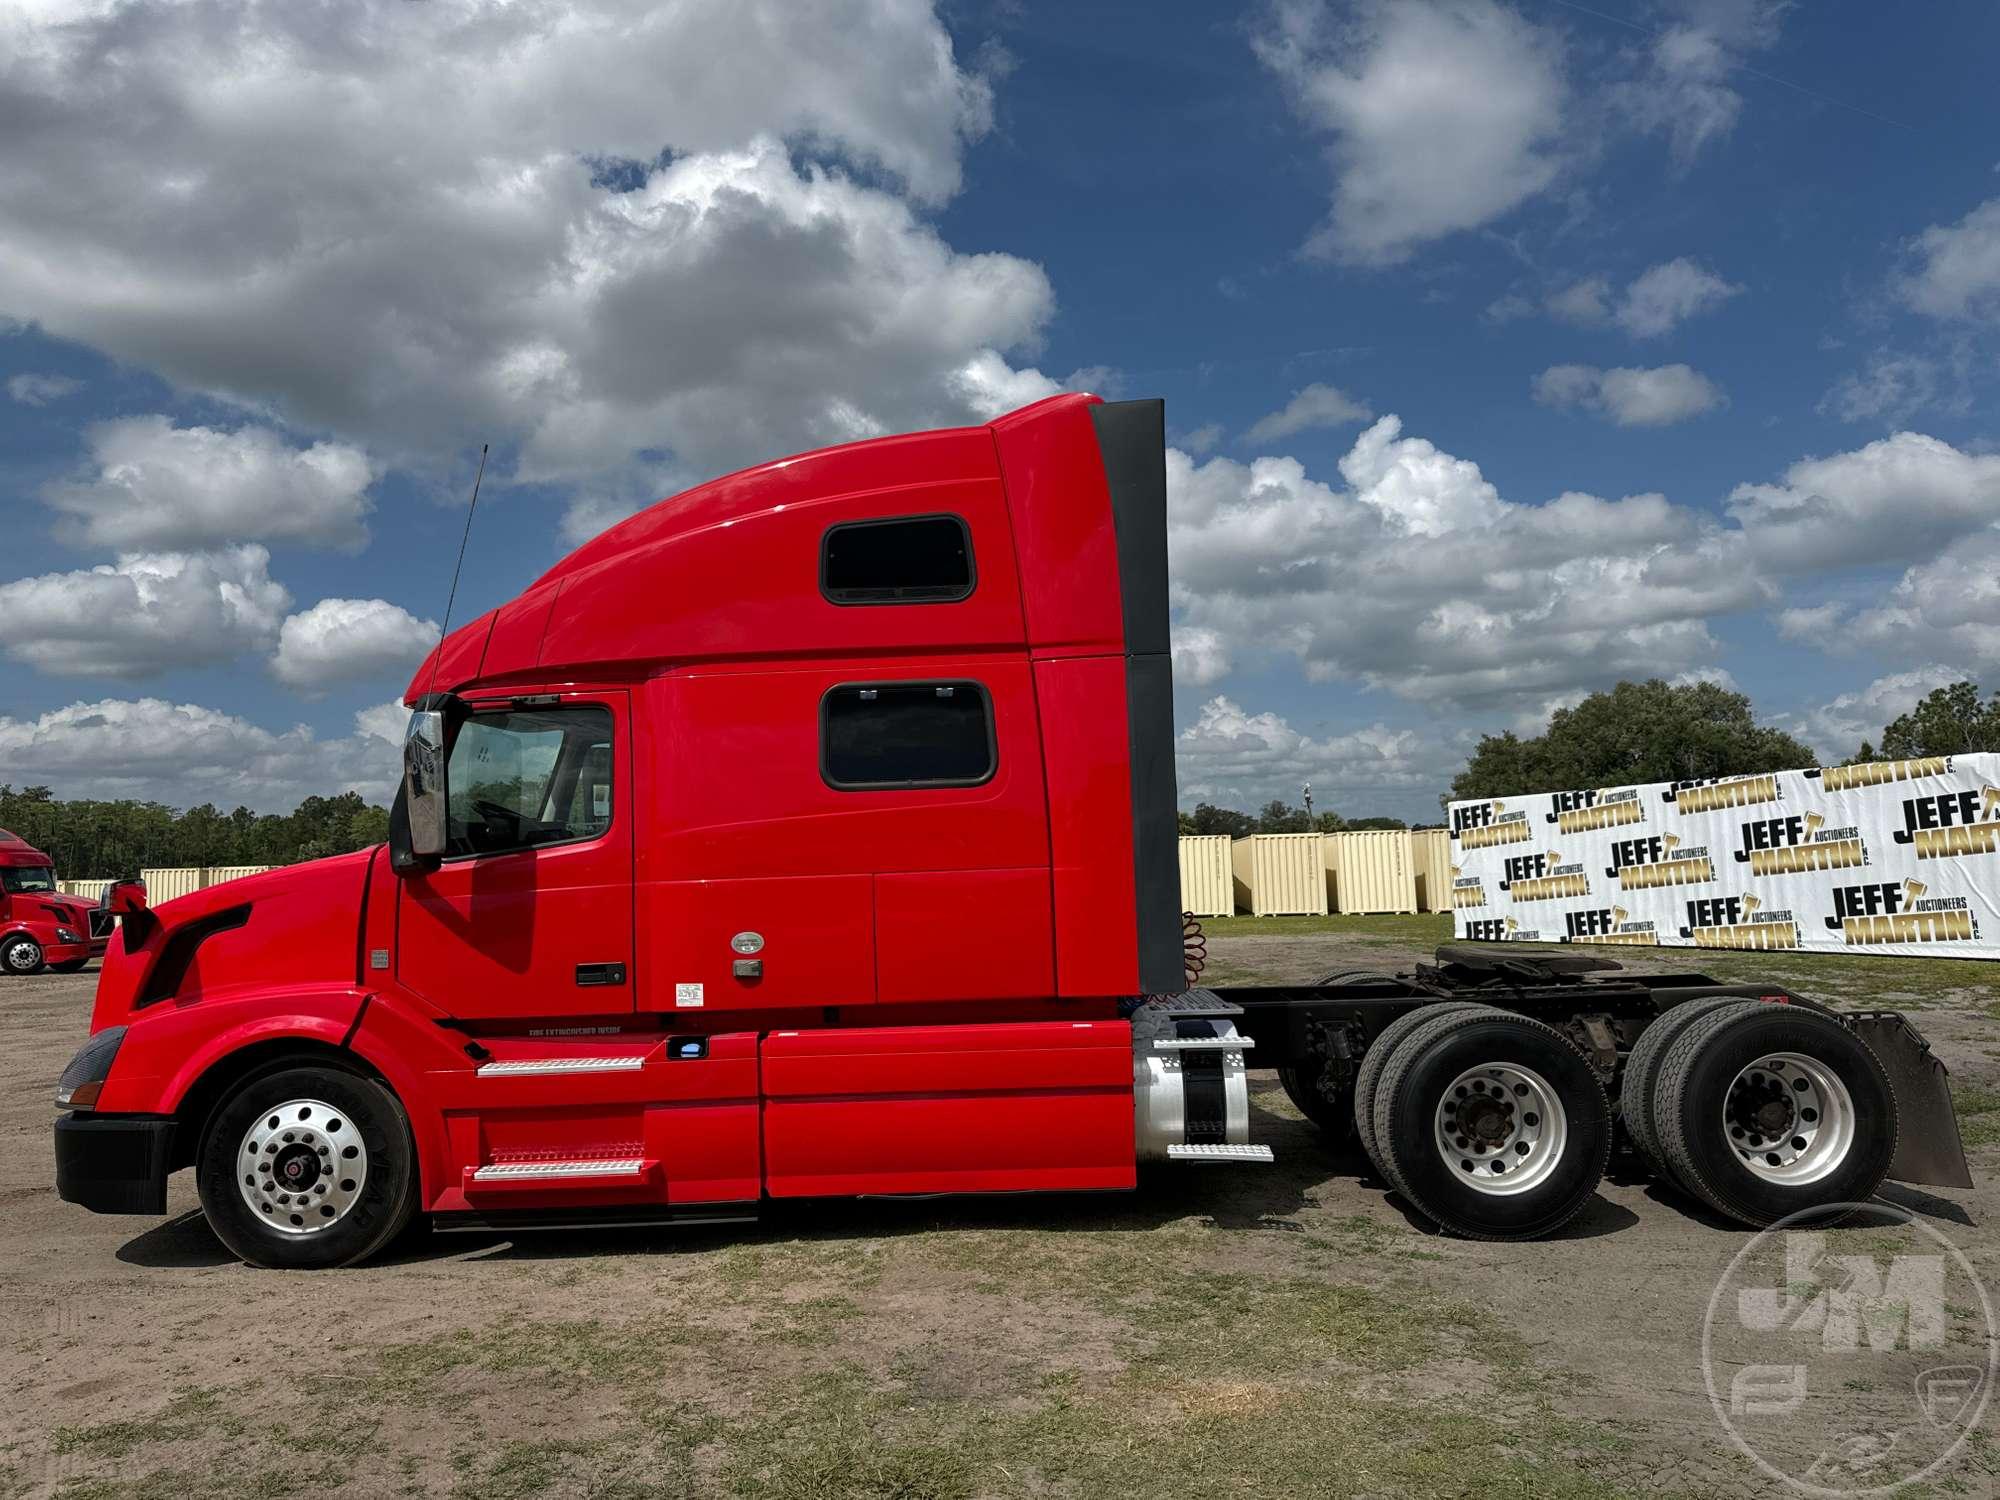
[1852,1012,1973,1190]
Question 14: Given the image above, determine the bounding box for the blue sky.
[2,0,1997,823]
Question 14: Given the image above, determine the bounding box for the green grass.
[1201,913,1448,942]
[1953,1081,2000,1148]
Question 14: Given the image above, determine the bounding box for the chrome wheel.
[5,937,43,972]
[1724,1052,1854,1185]
[236,1099,369,1235]
[1433,1061,1569,1196]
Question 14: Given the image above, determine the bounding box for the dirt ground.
[3,923,1995,1499]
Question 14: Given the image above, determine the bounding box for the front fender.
[95,986,369,1114]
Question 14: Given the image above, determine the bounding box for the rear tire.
[2,935,45,976]
[197,1064,419,1269]
[1653,1004,1896,1227]
[1372,1009,1613,1240]
[1351,1001,1485,1176]
[1619,997,1757,1177]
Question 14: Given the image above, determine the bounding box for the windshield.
[2,866,57,895]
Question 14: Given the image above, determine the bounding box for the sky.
[2,0,1998,825]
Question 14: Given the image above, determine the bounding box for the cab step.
[1151,1035,1254,1052]
[1141,989,1243,1018]
[1167,1143,1274,1163]
[468,1157,653,1186]
[475,1057,646,1077]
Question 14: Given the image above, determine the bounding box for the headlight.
[56,1026,126,1110]
[56,928,79,944]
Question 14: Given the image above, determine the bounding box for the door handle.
[574,962,627,987]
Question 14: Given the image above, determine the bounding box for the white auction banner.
[1448,754,2000,960]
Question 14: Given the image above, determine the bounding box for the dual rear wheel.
[1620,999,1895,1226]
[1352,1006,1613,1240]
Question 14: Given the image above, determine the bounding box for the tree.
[1862,680,2000,760]
[1345,816,1407,830]
[1187,802,1256,838]
[1255,799,1312,833]
[0,784,395,877]
[1450,679,1817,801]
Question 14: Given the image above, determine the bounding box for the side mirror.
[402,708,449,862]
[103,878,149,915]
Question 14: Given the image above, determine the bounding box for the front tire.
[1652,1004,1896,1227]
[2,935,45,976]
[1372,1009,1613,1240]
[197,1065,418,1269]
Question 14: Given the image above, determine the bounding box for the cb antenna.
[422,442,488,704]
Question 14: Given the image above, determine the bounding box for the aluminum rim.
[1433,1060,1569,1196]
[1723,1052,1854,1185]
[236,1099,368,1235]
[5,938,42,972]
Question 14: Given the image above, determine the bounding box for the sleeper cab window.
[820,514,974,605]
[822,682,996,790]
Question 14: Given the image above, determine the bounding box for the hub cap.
[6,939,42,971]
[236,1099,368,1235]
[1433,1061,1569,1196]
[1724,1052,1853,1184]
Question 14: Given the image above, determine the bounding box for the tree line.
[1449,676,2000,802]
[1177,803,1417,836]
[0,785,390,880]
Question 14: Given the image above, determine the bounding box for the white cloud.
[272,598,442,696]
[1612,0,1785,164]
[1175,694,1451,810]
[1614,257,1742,337]
[0,546,289,678]
[1255,0,1567,264]
[1780,665,1969,762]
[1532,363,1725,426]
[1818,352,1960,425]
[1243,383,1373,444]
[1804,531,2000,669]
[1172,422,1225,457]
[1166,415,1753,709]
[0,697,403,812]
[1171,626,1233,687]
[0,2,1051,488]
[6,371,79,405]
[1897,197,2000,321]
[41,417,377,552]
[1546,276,1611,326]
[1727,431,2000,572]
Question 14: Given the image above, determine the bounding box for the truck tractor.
[52,395,1971,1267]
[2,829,110,976]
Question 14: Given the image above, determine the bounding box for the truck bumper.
[43,938,95,965]
[54,1113,175,1215]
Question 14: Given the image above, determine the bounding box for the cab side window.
[821,515,974,604]
[446,706,614,857]
[822,682,995,790]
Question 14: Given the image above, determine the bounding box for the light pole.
[1302,781,1313,828]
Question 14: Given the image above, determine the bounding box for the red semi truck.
[2,829,109,976]
[53,395,1971,1268]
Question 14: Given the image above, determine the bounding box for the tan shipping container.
[204,865,273,886]
[1324,830,1417,914]
[140,867,207,903]
[1177,836,1234,918]
[59,879,113,902]
[1230,833,1328,916]
[1409,828,1452,913]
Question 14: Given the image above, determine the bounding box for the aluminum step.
[1152,1035,1253,1053]
[1167,1142,1274,1163]
[476,1056,646,1077]
[1142,989,1243,1017]
[470,1158,647,1183]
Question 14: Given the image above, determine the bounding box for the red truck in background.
[1,829,109,976]
[52,395,1972,1269]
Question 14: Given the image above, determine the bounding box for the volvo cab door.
[397,691,634,1019]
